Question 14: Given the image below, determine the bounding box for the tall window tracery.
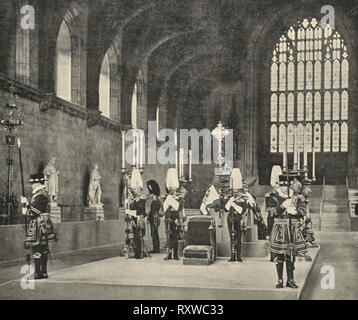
[270,18,349,153]
[55,20,72,101]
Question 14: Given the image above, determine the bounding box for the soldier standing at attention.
[146,180,162,253]
[21,173,57,279]
[163,168,183,261]
[225,168,248,262]
[128,168,147,259]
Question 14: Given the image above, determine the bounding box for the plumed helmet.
[130,168,143,190]
[230,168,243,190]
[147,180,160,197]
[165,168,179,192]
[270,165,282,188]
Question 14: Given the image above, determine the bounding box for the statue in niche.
[88,163,103,207]
[43,155,59,207]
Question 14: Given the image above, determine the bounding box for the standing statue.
[88,163,103,207]
[43,155,59,206]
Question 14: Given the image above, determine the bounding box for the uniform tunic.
[129,197,147,259]
[147,197,162,253]
[25,186,55,247]
[269,195,307,260]
[225,191,248,259]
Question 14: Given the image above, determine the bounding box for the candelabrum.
[0,83,23,225]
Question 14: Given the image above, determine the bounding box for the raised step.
[324,185,347,197]
[320,226,349,232]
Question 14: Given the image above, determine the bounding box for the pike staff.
[17,138,30,266]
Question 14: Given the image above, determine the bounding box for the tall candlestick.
[121,131,125,170]
[139,132,144,168]
[181,149,184,179]
[132,133,136,166]
[188,149,192,181]
[175,149,178,172]
[297,150,300,170]
[156,107,159,139]
[283,136,287,170]
[174,128,178,147]
[179,148,184,178]
[136,133,140,168]
[303,135,308,167]
[293,126,297,169]
[312,150,316,180]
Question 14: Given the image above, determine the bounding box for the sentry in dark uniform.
[21,173,57,280]
[129,193,147,259]
[163,168,184,261]
[146,180,162,253]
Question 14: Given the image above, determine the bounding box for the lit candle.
[179,148,184,178]
[121,131,125,170]
[283,136,287,170]
[297,150,300,170]
[303,133,307,167]
[188,149,192,180]
[139,132,144,168]
[156,107,159,139]
[181,149,184,179]
[175,149,178,172]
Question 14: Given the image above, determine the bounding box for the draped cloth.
[200,185,220,215]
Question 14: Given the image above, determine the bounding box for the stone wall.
[0,83,171,222]
[0,217,167,263]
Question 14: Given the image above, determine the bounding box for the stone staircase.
[252,184,351,232]
[319,185,350,232]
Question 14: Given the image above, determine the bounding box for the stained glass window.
[270,17,349,153]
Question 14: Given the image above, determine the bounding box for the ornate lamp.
[0,83,24,224]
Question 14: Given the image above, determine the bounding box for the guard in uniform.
[224,168,248,262]
[269,179,307,289]
[301,186,318,248]
[163,168,183,261]
[265,166,292,262]
[146,180,162,253]
[21,173,56,279]
[128,168,147,259]
[265,166,292,238]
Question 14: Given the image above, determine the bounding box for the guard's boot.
[236,247,243,262]
[164,250,172,260]
[173,245,179,260]
[275,262,284,288]
[286,262,299,288]
[41,252,48,279]
[228,251,236,262]
[33,257,42,280]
